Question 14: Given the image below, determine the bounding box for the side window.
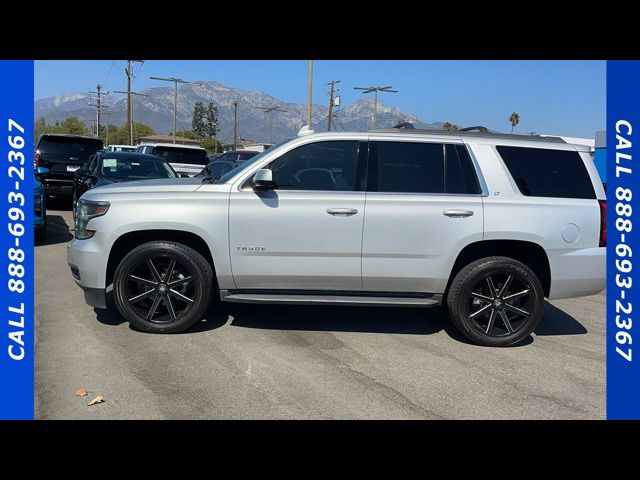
[496,146,596,199]
[375,141,445,193]
[445,144,481,194]
[268,141,360,191]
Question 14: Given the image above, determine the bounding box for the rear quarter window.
[496,146,596,199]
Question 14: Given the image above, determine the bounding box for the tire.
[35,218,46,243]
[113,241,214,333]
[72,189,78,219]
[447,256,544,347]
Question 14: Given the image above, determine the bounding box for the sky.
[35,60,605,138]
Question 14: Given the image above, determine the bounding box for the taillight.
[599,200,606,247]
[34,151,40,169]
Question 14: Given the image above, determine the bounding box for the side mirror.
[75,168,90,178]
[252,169,277,191]
[180,173,190,178]
[35,166,49,178]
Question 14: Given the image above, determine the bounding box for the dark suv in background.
[35,134,104,200]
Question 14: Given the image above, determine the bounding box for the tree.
[443,122,459,131]
[509,112,520,133]
[192,102,206,136]
[34,117,46,141]
[192,101,219,139]
[201,136,224,154]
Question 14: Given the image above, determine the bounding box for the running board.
[220,291,442,307]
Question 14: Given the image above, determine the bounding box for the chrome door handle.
[327,208,358,217]
[443,209,474,218]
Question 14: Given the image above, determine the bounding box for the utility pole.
[149,76,206,144]
[354,85,398,129]
[89,84,109,137]
[232,101,239,150]
[125,60,144,145]
[327,80,340,131]
[255,105,287,145]
[306,60,313,128]
[114,90,149,145]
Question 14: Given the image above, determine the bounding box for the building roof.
[136,134,202,146]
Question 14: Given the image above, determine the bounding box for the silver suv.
[67,129,606,346]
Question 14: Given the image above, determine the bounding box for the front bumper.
[67,235,109,309]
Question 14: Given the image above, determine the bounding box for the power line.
[353,85,398,129]
[255,105,287,144]
[125,60,144,145]
[114,89,149,144]
[327,80,341,131]
[88,84,109,137]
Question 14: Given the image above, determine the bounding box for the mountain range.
[35,81,445,144]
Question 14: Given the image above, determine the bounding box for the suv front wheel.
[113,241,214,333]
[447,256,544,347]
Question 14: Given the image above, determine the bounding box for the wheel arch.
[106,229,216,288]
[446,239,551,298]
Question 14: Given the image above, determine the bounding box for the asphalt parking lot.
[35,204,606,419]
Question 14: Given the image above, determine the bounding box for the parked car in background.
[134,143,208,177]
[72,151,179,211]
[195,160,237,178]
[106,144,136,152]
[207,153,224,162]
[214,149,260,165]
[34,167,48,242]
[68,128,606,346]
[35,134,104,199]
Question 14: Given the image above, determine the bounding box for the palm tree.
[443,122,459,131]
[509,112,520,133]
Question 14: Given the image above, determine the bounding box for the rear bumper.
[548,247,606,299]
[41,177,73,196]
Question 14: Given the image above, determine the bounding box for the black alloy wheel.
[447,256,544,347]
[466,272,533,337]
[125,256,197,324]
[113,241,214,333]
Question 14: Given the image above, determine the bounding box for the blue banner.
[0,61,34,419]
[607,60,640,419]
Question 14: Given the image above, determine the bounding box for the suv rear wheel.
[113,241,213,333]
[447,256,544,347]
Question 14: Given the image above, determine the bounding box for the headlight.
[74,199,110,240]
[34,195,42,215]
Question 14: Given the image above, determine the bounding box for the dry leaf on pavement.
[75,389,88,397]
[87,396,105,406]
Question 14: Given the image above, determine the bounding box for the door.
[229,140,366,290]
[362,141,484,294]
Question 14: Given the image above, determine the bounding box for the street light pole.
[353,85,399,129]
[255,105,287,145]
[306,60,313,128]
[150,76,206,144]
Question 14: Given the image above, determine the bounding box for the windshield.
[100,156,177,180]
[153,146,208,166]
[217,140,291,184]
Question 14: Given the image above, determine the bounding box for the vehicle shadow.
[35,214,74,246]
[46,196,73,211]
[536,301,588,336]
[94,295,587,344]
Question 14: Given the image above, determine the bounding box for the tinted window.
[375,141,445,193]
[446,144,481,194]
[269,141,360,191]
[38,136,103,159]
[152,146,208,166]
[99,155,177,180]
[210,161,235,177]
[496,146,595,199]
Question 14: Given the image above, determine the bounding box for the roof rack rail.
[369,126,567,144]
[459,125,489,132]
